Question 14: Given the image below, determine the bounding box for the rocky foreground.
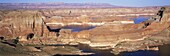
[0,7,170,55]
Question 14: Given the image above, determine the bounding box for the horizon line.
[0,2,169,7]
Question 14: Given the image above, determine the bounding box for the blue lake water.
[133,17,148,24]
[119,50,159,56]
[62,25,96,32]
[78,44,159,56]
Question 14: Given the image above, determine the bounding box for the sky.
[0,0,170,7]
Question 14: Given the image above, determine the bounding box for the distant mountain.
[0,3,122,9]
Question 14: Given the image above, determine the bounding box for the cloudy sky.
[0,0,170,7]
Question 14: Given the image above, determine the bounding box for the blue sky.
[0,0,170,7]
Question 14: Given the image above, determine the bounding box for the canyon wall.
[0,7,170,54]
[53,7,170,54]
[0,10,57,40]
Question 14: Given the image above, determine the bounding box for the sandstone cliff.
[0,7,169,55]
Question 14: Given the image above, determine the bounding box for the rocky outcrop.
[0,42,93,56]
[0,10,57,40]
[56,7,170,54]
[0,6,169,55]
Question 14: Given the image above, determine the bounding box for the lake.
[77,44,159,56]
[62,25,96,32]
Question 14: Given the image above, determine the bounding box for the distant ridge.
[0,3,123,9]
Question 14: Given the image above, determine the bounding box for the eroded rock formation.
[54,7,170,54]
[0,10,57,41]
[0,7,170,55]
